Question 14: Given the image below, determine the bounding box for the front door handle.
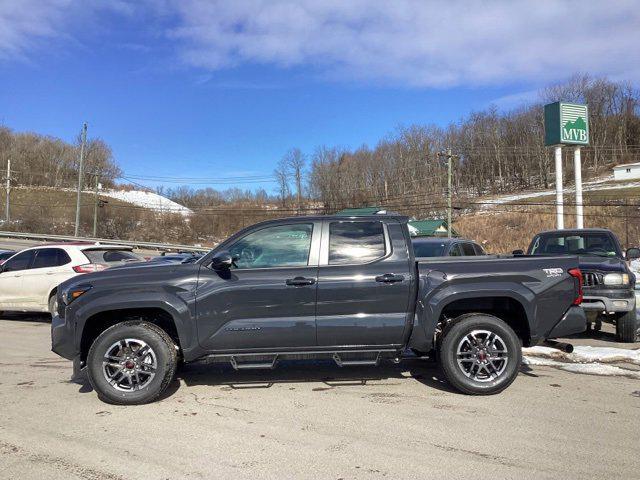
[286,276,316,286]
[375,273,405,283]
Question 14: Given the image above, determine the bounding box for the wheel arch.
[79,306,186,363]
[415,284,535,349]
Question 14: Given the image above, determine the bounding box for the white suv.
[0,243,145,315]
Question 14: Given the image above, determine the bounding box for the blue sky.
[1,1,638,192]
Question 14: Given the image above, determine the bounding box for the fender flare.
[73,290,196,358]
[414,281,535,350]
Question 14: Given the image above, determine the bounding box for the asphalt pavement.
[0,316,638,480]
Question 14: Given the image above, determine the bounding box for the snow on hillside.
[481,175,640,208]
[101,189,192,216]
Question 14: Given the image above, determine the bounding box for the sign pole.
[574,146,583,229]
[554,146,564,229]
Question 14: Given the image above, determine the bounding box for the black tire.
[48,293,58,317]
[86,321,177,405]
[615,310,638,343]
[439,313,522,395]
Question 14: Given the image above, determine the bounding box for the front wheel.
[48,294,58,317]
[86,321,177,405]
[439,314,522,395]
[615,310,638,343]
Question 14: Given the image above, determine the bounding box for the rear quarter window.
[83,249,143,265]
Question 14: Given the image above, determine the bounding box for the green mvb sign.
[544,102,589,146]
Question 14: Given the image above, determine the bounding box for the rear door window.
[31,248,71,269]
[461,243,476,256]
[473,243,486,255]
[449,244,463,256]
[83,249,144,266]
[329,221,386,265]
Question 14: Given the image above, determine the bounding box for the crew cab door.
[196,221,321,351]
[0,250,35,309]
[20,248,73,306]
[315,219,413,347]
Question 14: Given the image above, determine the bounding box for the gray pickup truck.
[52,215,585,405]
[522,228,639,342]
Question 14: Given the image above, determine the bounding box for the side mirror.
[626,247,640,261]
[512,249,524,255]
[210,251,234,270]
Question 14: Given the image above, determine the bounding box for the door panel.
[196,222,320,352]
[315,221,413,347]
[0,250,35,309]
[196,266,318,351]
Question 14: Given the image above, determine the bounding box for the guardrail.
[0,230,209,253]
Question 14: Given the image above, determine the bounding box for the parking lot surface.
[1,316,639,480]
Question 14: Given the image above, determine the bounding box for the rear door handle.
[375,273,405,283]
[286,276,316,286]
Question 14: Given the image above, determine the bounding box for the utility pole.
[74,122,88,237]
[437,148,458,238]
[93,174,99,238]
[5,158,10,223]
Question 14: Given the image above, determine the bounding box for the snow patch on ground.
[523,356,640,379]
[522,345,640,379]
[100,190,192,216]
[481,176,640,208]
[523,345,640,365]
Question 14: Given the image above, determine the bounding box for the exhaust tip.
[543,340,574,353]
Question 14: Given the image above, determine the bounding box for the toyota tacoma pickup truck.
[520,228,639,342]
[52,215,585,405]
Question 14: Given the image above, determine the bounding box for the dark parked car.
[522,228,639,342]
[147,252,203,264]
[52,215,585,404]
[412,237,485,257]
[0,249,16,265]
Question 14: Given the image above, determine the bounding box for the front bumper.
[581,288,635,313]
[51,313,77,360]
[546,305,587,338]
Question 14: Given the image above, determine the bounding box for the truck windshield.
[412,241,446,257]
[529,233,620,258]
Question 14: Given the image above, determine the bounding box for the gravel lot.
[0,316,639,480]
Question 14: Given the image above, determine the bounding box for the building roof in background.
[334,207,458,237]
[408,219,458,237]
[335,207,396,216]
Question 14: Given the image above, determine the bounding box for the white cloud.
[0,0,72,60]
[2,0,639,89]
[165,0,640,87]
[0,0,135,61]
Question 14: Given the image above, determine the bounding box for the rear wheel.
[615,310,638,343]
[439,314,521,395]
[86,321,177,405]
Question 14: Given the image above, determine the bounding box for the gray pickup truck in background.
[521,228,639,342]
[52,215,585,405]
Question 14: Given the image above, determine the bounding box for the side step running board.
[230,355,278,370]
[332,352,381,367]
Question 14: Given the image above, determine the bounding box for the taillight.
[73,263,107,273]
[568,268,583,305]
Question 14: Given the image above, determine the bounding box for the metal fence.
[0,230,208,253]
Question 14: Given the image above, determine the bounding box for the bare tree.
[273,158,290,207]
[283,148,305,213]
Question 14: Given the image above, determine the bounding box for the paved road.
[1,317,639,480]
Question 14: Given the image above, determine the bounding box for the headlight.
[603,273,629,286]
[63,284,92,305]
